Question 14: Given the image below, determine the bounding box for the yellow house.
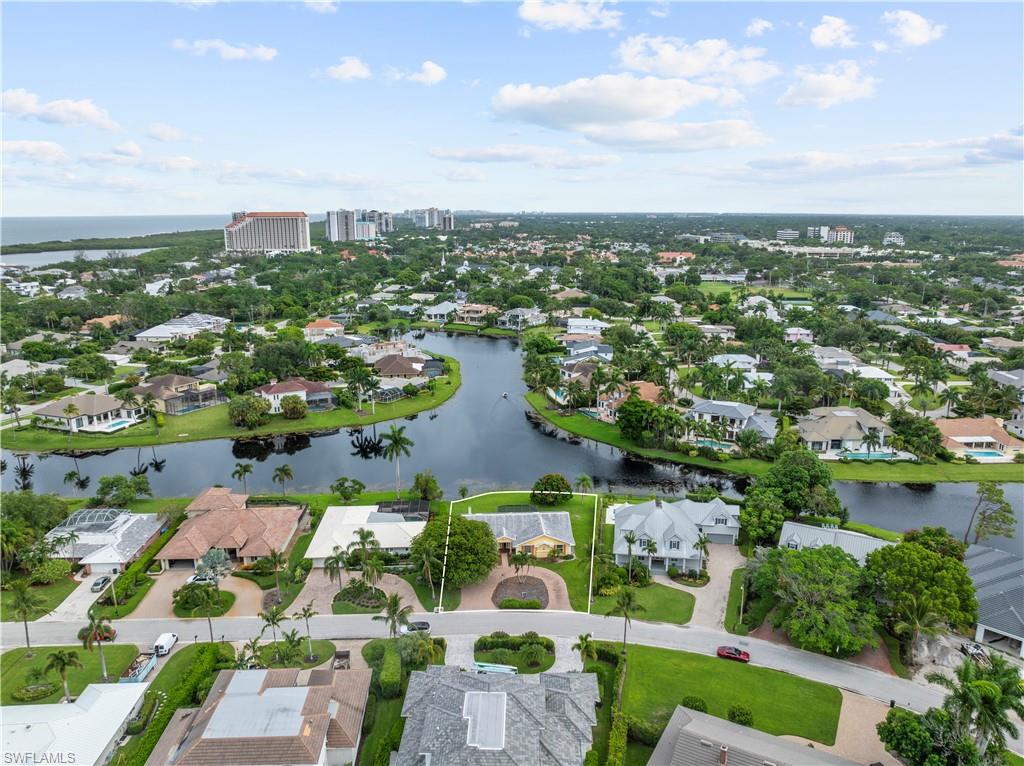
[465,512,575,559]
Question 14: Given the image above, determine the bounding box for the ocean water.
[0,248,154,268]
[1,215,231,246]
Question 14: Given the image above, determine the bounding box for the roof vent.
[720,745,729,765]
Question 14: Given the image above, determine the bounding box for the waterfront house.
[45,508,163,575]
[423,301,459,322]
[496,307,547,330]
[688,400,776,442]
[933,416,1024,459]
[34,393,143,433]
[797,406,892,455]
[613,497,740,573]
[778,520,892,564]
[306,505,427,563]
[566,317,610,335]
[373,353,427,378]
[253,377,334,413]
[130,374,225,415]
[455,303,500,325]
[303,317,344,340]
[965,545,1024,658]
[589,381,662,422]
[465,511,575,558]
[564,340,614,363]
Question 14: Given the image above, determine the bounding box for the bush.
[125,690,162,735]
[498,597,541,609]
[489,648,515,664]
[475,633,555,652]
[362,693,378,735]
[727,705,754,727]
[30,559,72,585]
[379,643,402,699]
[12,683,57,702]
[279,394,307,420]
[530,473,572,505]
[363,640,387,667]
[337,579,386,609]
[667,566,680,579]
[681,695,708,713]
[172,583,218,611]
[607,711,628,766]
[624,714,661,747]
[374,717,405,766]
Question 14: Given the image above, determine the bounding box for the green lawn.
[359,694,404,766]
[2,354,460,452]
[697,283,812,299]
[625,742,655,766]
[172,590,235,618]
[401,573,460,612]
[592,583,694,625]
[1,644,140,705]
[622,644,842,745]
[724,568,748,635]
[331,598,382,615]
[474,647,555,674]
[526,392,1023,483]
[259,639,336,668]
[91,575,156,619]
[0,576,79,622]
[450,491,597,611]
[1005,751,1024,766]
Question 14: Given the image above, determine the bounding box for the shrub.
[607,711,628,766]
[379,643,402,699]
[12,683,57,702]
[279,394,307,420]
[530,473,572,505]
[172,583,218,611]
[667,566,680,579]
[624,714,661,747]
[362,693,378,735]
[363,640,387,667]
[728,705,754,727]
[337,579,386,609]
[489,648,515,665]
[498,597,541,609]
[30,559,72,585]
[520,643,548,667]
[475,633,555,653]
[681,695,708,713]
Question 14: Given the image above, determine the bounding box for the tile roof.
[253,377,333,396]
[798,406,892,443]
[372,354,426,376]
[35,393,124,418]
[306,318,343,329]
[934,416,1024,450]
[187,487,249,513]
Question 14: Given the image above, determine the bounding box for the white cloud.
[882,129,1023,165]
[305,1,337,13]
[777,61,876,109]
[616,34,780,87]
[881,10,945,47]
[150,155,202,172]
[326,56,372,81]
[872,41,890,53]
[430,143,620,168]
[578,120,768,152]
[745,18,773,38]
[810,15,856,48]
[649,2,670,19]
[2,140,70,164]
[172,38,277,61]
[147,122,186,142]
[443,167,488,182]
[518,0,622,32]
[393,61,447,86]
[214,162,370,188]
[1,88,119,131]
[113,141,144,158]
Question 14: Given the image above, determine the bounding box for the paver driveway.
[654,543,745,629]
[297,569,422,614]
[129,569,263,619]
[458,557,572,611]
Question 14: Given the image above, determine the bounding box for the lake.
[2,332,1020,552]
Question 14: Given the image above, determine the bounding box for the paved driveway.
[129,570,264,619]
[654,543,745,630]
[297,569,423,614]
[458,558,572,611]
[39,575,102,622]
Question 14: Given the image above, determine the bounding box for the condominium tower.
[224,212,310,252]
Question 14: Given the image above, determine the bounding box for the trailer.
[119,651,158,683]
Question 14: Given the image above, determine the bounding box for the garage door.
[707,533,734,545]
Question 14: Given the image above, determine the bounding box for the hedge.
[681,695,708,713]
[606,710,628,766]
[379,643,402,699]
[498,598,541,609]
[362,693,378,735]
[106,514,184,604]
[624,714,661,747]
[474,631,554,653]
[374,717,405,766]
[728,704,754,727]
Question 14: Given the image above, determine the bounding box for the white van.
[154,632,178,656]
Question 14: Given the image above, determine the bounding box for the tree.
[93,474,152,506]
[347,527,379,564]
[330,476,365,503]
[232,462,253,493]
[509,551,532,583]
[61,402,79,443]
[877,706,979,766]
[373,593,413,638]
[410,515,498,588]
[573,473,593,495]
[44,649,83,702]
[865,542,977,630]
[272,464,293,497]
[412,540,441,599]
[292,601,318,661]
[521,642,547,667]
[739,487,787,544]
[190,585,221,643]
[893,594,945,666]
[196,548,232,581]
[694,533,710,565]
[265,548,288,593]
[622,530,638,582]
[964,482,1015,544]
[361,554,384,587]
[324,548,348,602]
[904,527,966,561]
[757,448,842,520]
[10,580,45,653]
[259,605,286,663]
[412,470,443,501]
[530,473,572,505]
[607,586,645,651]
[279,394,308,420]
[228,395,272,429]
[382,424,414,499]
[572,632,597,664]
[81,611,113,680]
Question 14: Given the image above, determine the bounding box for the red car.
[716,646,750,663]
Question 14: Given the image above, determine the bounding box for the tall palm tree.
[10,580,45,654]
[939,387,961,418]
[373,593,413,638]
[573,473,593,495]
[61,403,79,444]
[259,605,286,663]
[232,462,253,494]
[81,611,113,680]
[572,632,597,665]
[642,539,657,566]
[893,594,944,666]
[44,649,83,702]
[381,424,414,499]
[412,540,441,599]
[347,527,380,565]
[191,586,221,643]
[862,429,882,455]
[243,636,264,669]
[695,533,711,566]
[607,586,645,652]
[292,602,318,661]
[265,548,288,593]
[272,464,293,497]
[622,530,638,583]
[361,554,384,587]
[324,547,348,601]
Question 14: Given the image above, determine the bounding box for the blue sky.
[2,1,1022,216]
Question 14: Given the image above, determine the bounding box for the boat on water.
[501,392,509,398]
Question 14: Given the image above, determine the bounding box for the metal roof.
[463,692,506,750]
[966,544,1024,641]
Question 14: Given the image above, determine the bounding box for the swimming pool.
[842,452,896,460]
[695,439,733,451]
[107,419,133,430]
[965,449,1004,458]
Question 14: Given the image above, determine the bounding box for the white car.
[186,573,217,586]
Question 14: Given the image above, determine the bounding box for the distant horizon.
[4,211,1023,220]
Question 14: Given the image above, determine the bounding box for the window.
[639,538,649,547]
[787,541,799,550]
[714,517,728,526]
[669,540,680,550]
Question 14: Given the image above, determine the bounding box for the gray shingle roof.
[464,512,575,548]
[614,499,739,559]
[966,544,1024,641]
[690,399,755,420]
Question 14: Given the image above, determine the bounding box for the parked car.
[716,646,750,663]
[90,576,111,592]
[960,642,990,664]
[400,621,430,635]
[186,573,217,586]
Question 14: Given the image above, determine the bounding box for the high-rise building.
[776,229,799,241]
[364,210,394,234]
[326,209,357,242]
[224,212,310,252]
[354,220,377,240]
[883,232,905,246]
[327,209,389,241]
[410,207,453,229]
[828,225,855,244]
[441,210,455,231]
[807,225,829,242]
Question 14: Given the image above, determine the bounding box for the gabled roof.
[934,416,1024,449]
[778,521,892,565]
[253,377,332,396]
[465,512,576,548]
[614,498,739,558]
[965,544,1024,640]
[798,407,892,443]
[689,399,755,420]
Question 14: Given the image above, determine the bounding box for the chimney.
[719,746,729,765]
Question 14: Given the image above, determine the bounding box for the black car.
[400,621,430,634]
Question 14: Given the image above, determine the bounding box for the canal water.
[2,333,1021,553]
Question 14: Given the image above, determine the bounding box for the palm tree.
[324,548,348,601]
[607,586,645,652]
[259,605,286,663]
[232,462,253,493]
[141,392,159,435]
[81,611,113,680]
[572,632,597,665]
[272,464,293,497]
[623,530,638,583]
[347,527,380,565]
[412,541,441,599]
[373,593,413,638]
[61,402,79,444]
[642,539,657,566]
[292,601,318,660]
[362,554,384,587]
[893,594,944,666]
[862,429,882,455]
[191,586,221,643]
[509,551,532,584]
[44,649,83,702]
[939,387,961,418]
[381,424,413,499]
[10,580,45,654]
[262,548,288,593]
[695,533,711,566]
[573,473,593,495]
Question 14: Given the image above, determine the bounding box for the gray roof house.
[393,666,599,766]
[987,368,1024,398]
[965,544,1024,658]
[465,512,575,558]
[648,706,858,766]
[797,406,893,454]
[614,497,740,574]
[778,521,893,565]
[688,400,777,442]
[424,301,459,323]
[46,508,164,575]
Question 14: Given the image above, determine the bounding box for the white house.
[566,317,610,335]
[810,345,862,369]
[784,327,814,343]
[423,301,458,323]
[496,307,547,330]
[33,393,143,433]
[710,353,758,372]
[306,505,427,564]
[135,312,228,342]
[144,278,172,296]
[779,521,892,564]
[45,508,164,574]
[688,400,777,442]
[797,407,893,455]
[738,295,782,322]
